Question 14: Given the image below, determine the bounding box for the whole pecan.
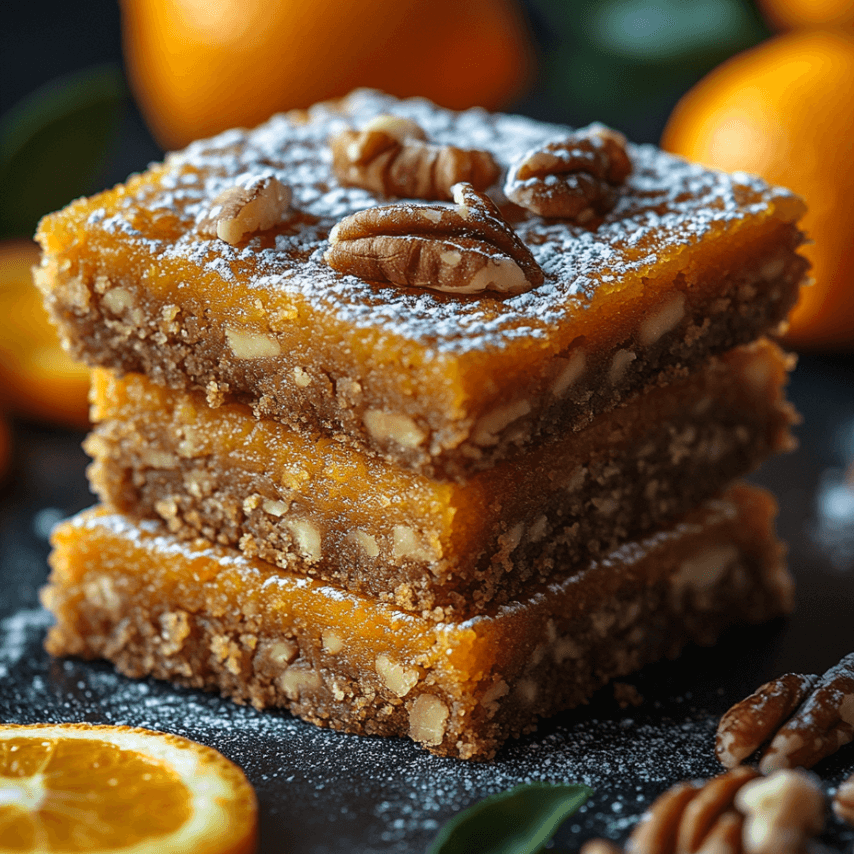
[323,182,543,296]
[582,766,825,854]
[504,124,631,224]
[716,653,854,773]
[329,114,500,201]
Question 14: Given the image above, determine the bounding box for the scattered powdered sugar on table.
[0,608,53,679]
[2,610,853,853]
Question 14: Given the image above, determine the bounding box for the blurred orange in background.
[0,240,91,429]
[758,0,854,29]
[121,0,536,151]
[662,29,854,350]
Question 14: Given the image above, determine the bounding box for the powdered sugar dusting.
[48,89,801,354]
[0,608,53,679]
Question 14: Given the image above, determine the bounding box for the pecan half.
[504,125,631,223]
[324,182,543,296]
[716,653,854,773]
[197,174,291,244]
[716,673,818,769]
[583,767,825,854]
[833,772,854,825]
[330,114,500,201]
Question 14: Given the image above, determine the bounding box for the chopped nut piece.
[330,115,499,200]
[285,519,322,563]
[832,772,854,825]
[408,694,448,746]
[391,525,439,562]
[472,399,531,446]
[716,672,818,768]
[504,125,632,223]
[363,409,426,449]
[225,328,282,359]
[321,630,344,655]
[716,653,854,773]
[375,653,418,697]
[265,639,298,668]
[349,530,380,558]
[197,174,291,244]
[639,292,686,347]
[324,182,543,295]
[735,769,825,854]
[277,667,322,700]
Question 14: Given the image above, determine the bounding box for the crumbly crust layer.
[42,485,792,760]
[35,90,808,478]
[85,340,797,618]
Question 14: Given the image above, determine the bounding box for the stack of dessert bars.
[36,91,807,759]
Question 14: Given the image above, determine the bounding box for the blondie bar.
[85,340,796,617]
[42,484,792,760]
[35,90,807,478]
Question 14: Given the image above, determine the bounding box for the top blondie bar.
[35,89,807,479]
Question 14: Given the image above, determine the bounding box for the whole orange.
[121,0,535,151]
[662,30,854,349]
[759,0,854,30]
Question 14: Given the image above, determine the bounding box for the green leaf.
[0,64,126,240]
[428,782,593,854]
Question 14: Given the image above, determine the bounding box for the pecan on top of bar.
[324,182,543,295]
[329,114,500,201]
[37,90,806,355]
[504,124,632,224]
[196,173,292,245]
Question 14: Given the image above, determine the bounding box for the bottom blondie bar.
[42,484,791,760]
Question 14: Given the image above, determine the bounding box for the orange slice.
[0,240,91,429]
[0,723,258,853]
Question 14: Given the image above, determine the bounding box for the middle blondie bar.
[86,339,796,618]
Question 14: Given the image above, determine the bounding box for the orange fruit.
[759,0,854,30]
[0,240,90,428]
[0,723,257,853]
[661,30,854,349]
[121,0,535,150]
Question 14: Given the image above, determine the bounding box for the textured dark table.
[1,354,853,853]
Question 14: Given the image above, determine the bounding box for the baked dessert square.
[34,89,808,479]
[84,339,797,617]
[42,483,792,760]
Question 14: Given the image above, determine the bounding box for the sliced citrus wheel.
[0,723,257,853]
